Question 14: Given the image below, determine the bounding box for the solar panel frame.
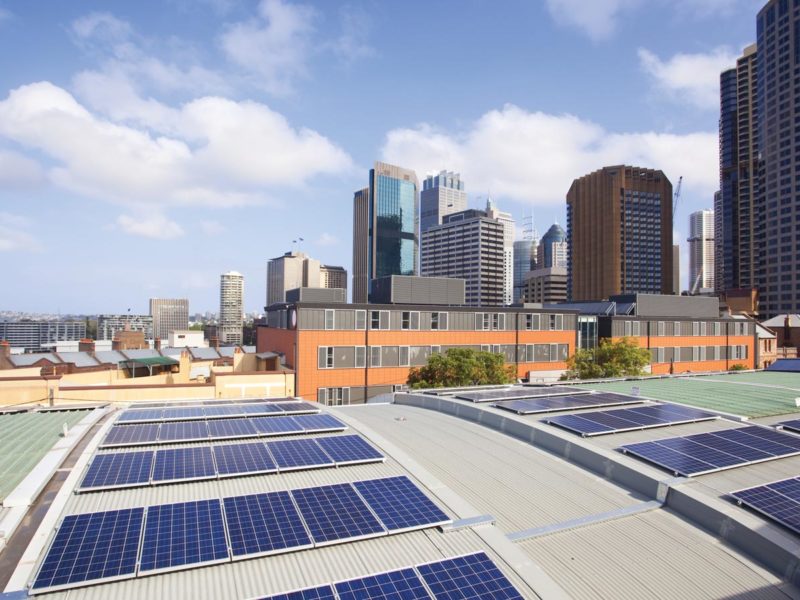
[267,438,335,471]
[239,403,285,415]
[207,418,259,440]
[353,476,451,534]
[101,423,160,448]
[730,476,800,536]
[416,552,524,600]
[160,407,206,421]
[151,446,217,484]
[493,392,641,415]
[78,451,155,492]
[334,568,431,600]
[314,435,385,465]
[31,507,145,594]
[213,442,278,477]
[275,401,321,415]
[157,420,210,443]
[138,499,229,575]
[223,491,313,560]
[202,406,244,419]
[543,404,719,437]
[250,415,305,436]
[294,413,347,433]
[456,386,589,402]
[778,419,800,435]
[260,585,336,600]
[115,408,164,424]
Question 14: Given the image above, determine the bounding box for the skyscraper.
[485,197,514,305]
[718,44,758,295]
[713,190,724,293]
[537,223,567,269]
[352,162,419,303]
[149,298,189,341]
[420,170,467,233]
[688,210,715,293]
[513,240,535,303]
[219,271,244,345]
[267,251,347,306]
[567,165,673,301]
[757,3,798,316]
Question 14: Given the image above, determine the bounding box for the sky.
[0,0,764,314]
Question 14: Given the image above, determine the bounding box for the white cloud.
[545,0,639,40]
[71,12,133,45]
[0,149,45,187]
[199,220,226,236]
[638,46,738,110]
[315,232,339,246]
[382,104,718,207]
[0,82,352,213]
[219,0,316,94]
[116,213,185,239]
[330,5,375,65]
[0,212,42,252]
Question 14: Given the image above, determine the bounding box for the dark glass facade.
[719,67,739,293]
[372,173,417,279]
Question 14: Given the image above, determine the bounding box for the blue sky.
[0,0,763,313]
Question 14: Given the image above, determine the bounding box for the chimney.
[155,337,162,351]
[0,340,10,360]
[785,315,792,348]
[78,338,95,352]
[211,336,220,350]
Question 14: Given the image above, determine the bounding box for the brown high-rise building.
[567,165,673,301]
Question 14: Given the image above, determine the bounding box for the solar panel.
[239,403,284,415]
[417,552,524,600]
[161,407,205,421]
[250,415,304,436]
[493,392,641,415]
[101,423,160,447]
[223,491,313,559]
[315,435,384,465]
[276,401,320,415]
[116,408,164,423]
[261,586,336,600]
[202,406,243,419]
[31,508,144,593]
[157,420,210,442]
[730,476,800,535]
[619,425,800,476]
[291,482,385,545]
[152,446,217,483]
[267,438,335,471]
[544,404,718,437]
[213,442,277,477]
[778,419,800,434]
[456,386,587,402]
[139,499,229,574]
[79,451,154,491]
[129,402,168,409]
[207,418,258,439]
[353,476,451,533]
[335,568,430,600]
[295,413,347,433]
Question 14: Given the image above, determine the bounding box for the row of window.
[617,320,752,337]
[319,309,568,332]
[649,345,749,363]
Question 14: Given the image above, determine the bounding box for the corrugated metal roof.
[190,347,220,360]
[217,347,236,357]
[56,352,99,368]
[121,349,160,360]
[94,351,127,365]
[762,314,800,328]
[9,353,61,367]
[159,347,183,358]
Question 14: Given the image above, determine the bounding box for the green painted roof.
[123,356,179,366]
[0,410,89,501]
[580,372,800,418]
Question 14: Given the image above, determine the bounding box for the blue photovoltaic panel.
[731,476,800,535]
[223,491,312,559]
[276,401,320,415]
[291,483,385,544]
[417,552,524,600]
[620,425,800,476]
[456,386,587,402]
[32,508,144,593]
[116,408,164,423]
[353,476,451,533]
[261,586,336,600]
[139,499,229,574]
[267,438,334,471]
[240,403,284,415]
[207,418,258,439]
[335,568,430,600]
[315,435,384,465]
[79,451,154,490]
[101,423,160,447]
[213,442,277,476]
[544,404,718,437]
[202,406,242,418]
[152,446,216,483]
[157,420,210,442]
[161,407,206,421]
[295,414,347,433]
[250,415,304,436]
[779,420,800,435]
[494,392,640,415]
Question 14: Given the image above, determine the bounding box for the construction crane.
[672,175,683,216]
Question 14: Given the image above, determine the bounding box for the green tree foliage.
[729,363,747,371]
[562,337,651,380]
[407,348,516,389]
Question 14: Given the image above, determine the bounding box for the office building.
[513,239,536,303]
[714,190,724,293]
[537,223,567,269]
[521,266,567,304]
[148,298,189,341]
[267,251,347,307]
[352,162,419,303]
[420,170,467,232]
[673,244,681,294]
[718,44,759,295]
[96,314,153,341]
[0,320,86,351]
[688,210,715,293]
[485,198,515,305]
[567,165,673,301]
[219,271,244,345]
[420,208,505,306]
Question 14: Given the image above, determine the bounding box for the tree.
[562,337,651,380]
[407,348,516,389]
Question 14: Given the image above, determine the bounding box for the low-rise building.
[521,266,567,304]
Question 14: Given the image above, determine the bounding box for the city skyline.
[0,0,761,312]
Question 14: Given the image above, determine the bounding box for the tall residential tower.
[688,210,715,293]
[219,271,244,345]
[149,298,189,341]
[420,170,467,232]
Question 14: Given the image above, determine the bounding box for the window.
[692,322,700,336]
[550,314,563,331]
[318,387,349,406]
[656,347,665,363]
[431,312,440,330]
[355,346,366,368]
[325,309,335,330]
[657,321,665,336]
[492,313,500,330]
[370,346,382,367]
[370,310,388,330]
[674,321,681,336]
[355,310,366,330]
[399,346,409,367]
[318,346,334,369]
[431,312,448,331]
[713,322,721,336]
[481,344,490,352]
[492,344,501,354]
[431,345,441,354]
[692,346,700,361]
[401,311,419,330]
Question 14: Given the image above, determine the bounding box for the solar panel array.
[619,425,800,476]
[101,413,346,448]
[32,476,452,594]
[493,392,641,415]
[778,419,800,435]
[543,404,718,437]
[260,552,523,600]
[116,400,318,424]
[455,386,588,403]
[730,476,800,535]
[79,435,385,491]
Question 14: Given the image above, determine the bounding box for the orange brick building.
[257,303,577,403]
